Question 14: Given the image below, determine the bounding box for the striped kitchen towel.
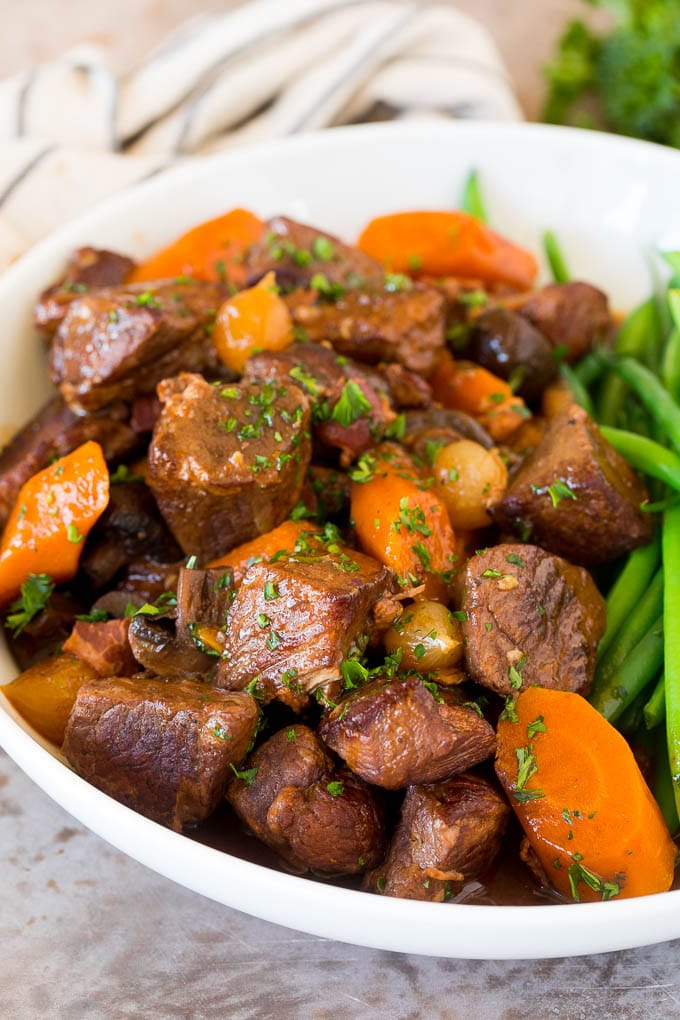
[0,0,522,269]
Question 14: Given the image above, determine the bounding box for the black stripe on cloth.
[0,145,55,208]
[284,2,426,135]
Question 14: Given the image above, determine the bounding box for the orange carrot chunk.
[495,687,676,902]
[430,351,529,443]
[0,441,110,607]
[358,210,538,289]
[350,447,456,599]
[129,208,264,288]
[209,519,320,585]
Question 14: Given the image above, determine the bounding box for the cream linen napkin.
[0,0,521,269]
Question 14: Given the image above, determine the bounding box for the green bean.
[543,230,570,283]
[572,350,607,388]
[594,567,663,679]
[597,298,660,426]
[597,537,660,659]
[662,290,680,401]
[663,505,680,814]
[644,673,666,730]
[559,363,595,417]
[654,729,680,836]
[617,688,648,736]
[460,170,487,223]
[612,357,680,455]
[599,427,680,493]
[590,614,664,723]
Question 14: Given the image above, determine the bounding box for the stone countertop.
[2,2,678,1016]
[3,747,680,1019]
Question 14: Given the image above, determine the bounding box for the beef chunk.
[364,773,509,901]
[492,403,653,565]
[245,216,385,292]
[319,676,496,790]
[518,282,610,362]
[466,307,557,402]
[79,481,182,590]
[34,247,135,336]
[63,677,259,830]
[148,374,311,560]
[219,542,393,711]
[288,285,445,375]
[62,618,138,676]
[49,279,225,412]
[227,725,385,874]
[0,396,138,531]
[381,363,432,409]
[460,543,605,697]
[246,342,395,465]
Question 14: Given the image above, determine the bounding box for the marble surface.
[2,746,680,1019]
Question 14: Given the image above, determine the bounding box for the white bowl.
[1,121,679,960]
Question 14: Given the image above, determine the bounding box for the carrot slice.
[495,687,676,902]
[350,447,456,599]
[208,519,320,584]
[358,210,538,289]
[430,351,529,442]
[129,208,264,288]
[0,441,109,607]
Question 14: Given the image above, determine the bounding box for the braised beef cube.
[492,403,653,565]
[519,282,610,362]
[63,676,259,830]
[175,565,235,645]
[247,342,395,465]
[466,307,557,402]
[319,675,496,789]
[288,285,445,375]
[460,543,604,697]
[227,725,385,874]
[148,374,311,561]
[364,773,509,901]
[49,279,225,412]
[34,247,135,336]
[245,216,385,292]
[381,363,432,408]
[219,547,393,711]
[0,396,138,531]
[62,618,138,676]
[80,481,182,590]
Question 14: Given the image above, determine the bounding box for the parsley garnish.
[230,763,259,785]
[527,715,547,738]
[481,568,503,579]
[135,290,160,309]
[567,859,620,903]
[312,236,334,261]
[4,574,54,636]
[109,464,145,484]
[263,581,279,600]
[326,780,344,797]
[66,523,83,543]
[74,609,110,623]
[331,381,372,427]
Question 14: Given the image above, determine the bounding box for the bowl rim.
[1,118,679,960]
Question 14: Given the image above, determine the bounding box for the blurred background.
[0,0,605,120]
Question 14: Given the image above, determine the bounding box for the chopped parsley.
[331,380,373,427]
[74,608,110,623]
[66,523,83,543]
[567,859,620,903]
[134,290,160,308]
[326,780,344,797]
[527,715,547,738]
[505,552,525,567]
[109,464,145,484]
[230,763,259,785]
[531,479,577,507]
[212,724,232,741]
[263,581,279,600]
[4,573,54,636]
[312,236,335,261]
